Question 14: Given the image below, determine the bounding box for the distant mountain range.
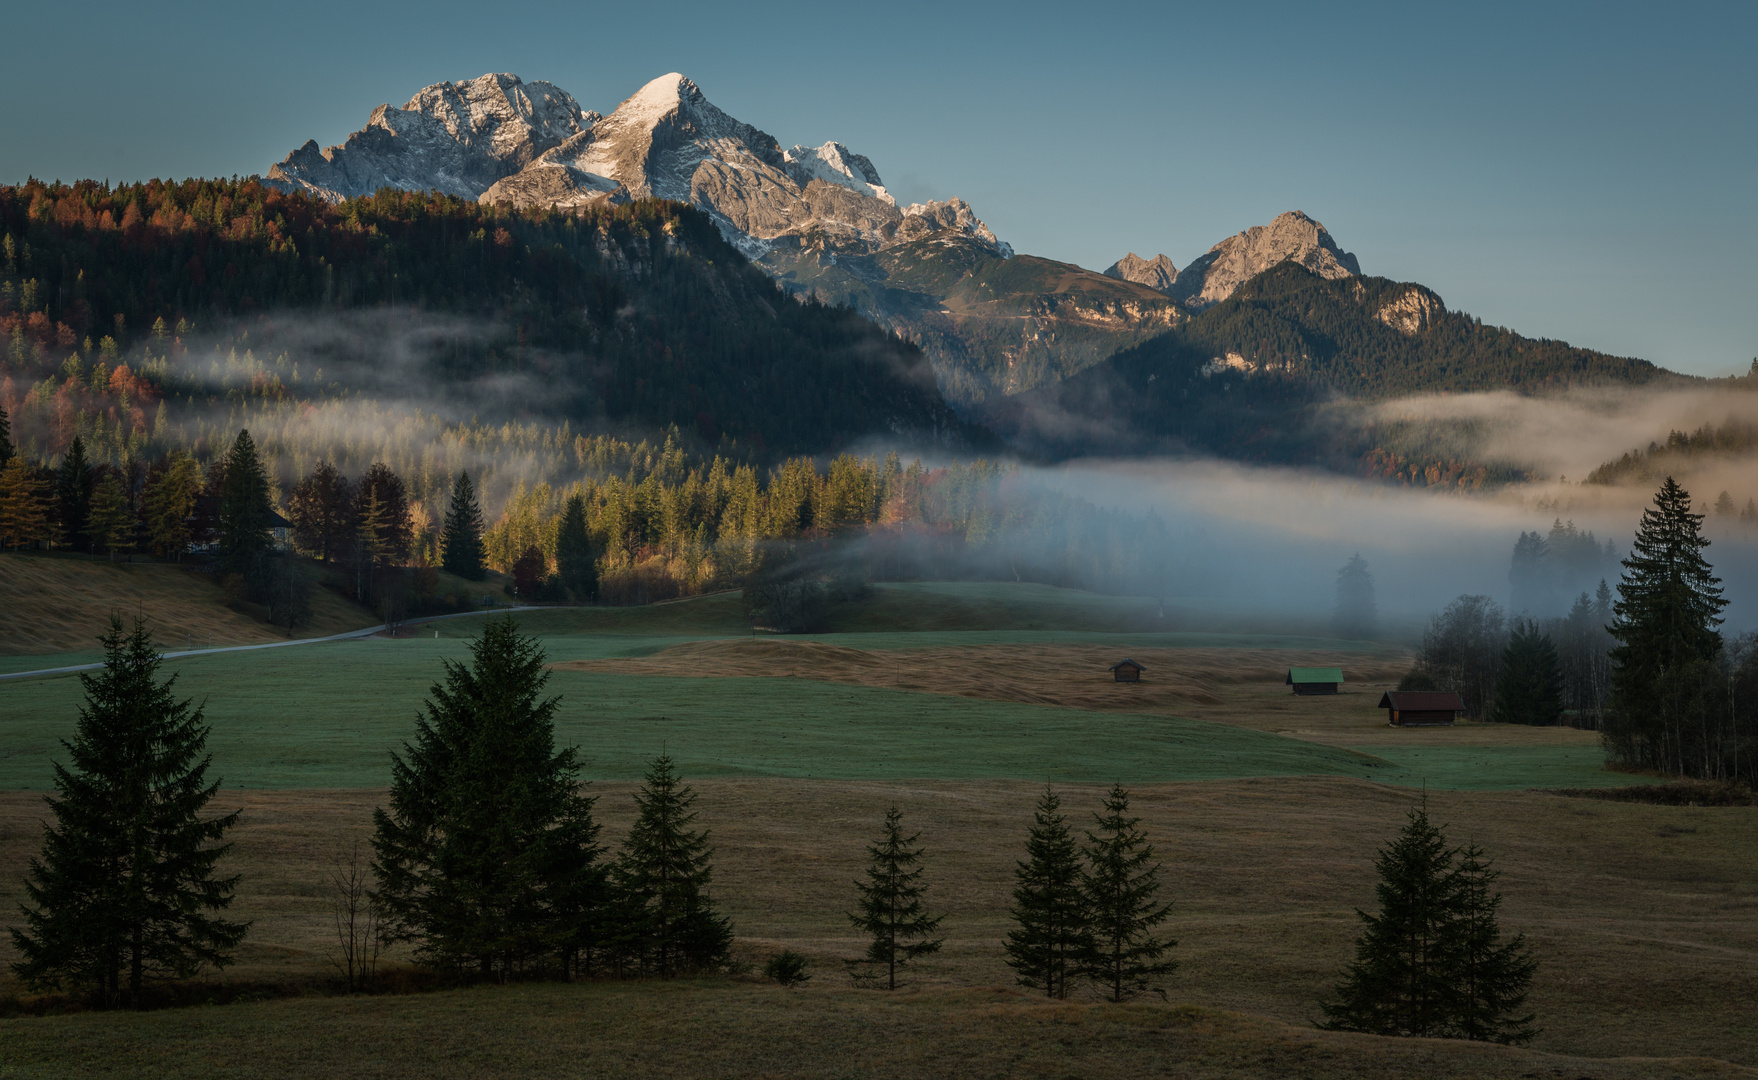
[86,68,1673,477]
[267,74,1371,407]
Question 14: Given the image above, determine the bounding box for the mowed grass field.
[1,580,1752,1076]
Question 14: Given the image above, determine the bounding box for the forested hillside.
[0,178,984,461]
[997,263,1676,480]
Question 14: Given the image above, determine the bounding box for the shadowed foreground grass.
[2,981,1751,1080]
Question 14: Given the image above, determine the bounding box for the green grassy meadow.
[3,632,1636,792]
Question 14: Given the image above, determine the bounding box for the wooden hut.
[1286,667,1344,695]
[1109,658,1145,683]
[1377,690,1465,726]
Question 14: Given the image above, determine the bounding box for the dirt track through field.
[553,640,1412,714]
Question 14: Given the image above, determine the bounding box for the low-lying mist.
[1019,450,1758,637]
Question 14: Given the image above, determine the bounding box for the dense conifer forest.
[0,178,982,463]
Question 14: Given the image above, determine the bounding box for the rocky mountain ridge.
[1104,211,1362,310]
[266,76,1376,408]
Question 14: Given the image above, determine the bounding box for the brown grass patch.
[0,553,377,656]
[1,777,1752,1065]
[553,640,1600,750]
[557,640,1407,713]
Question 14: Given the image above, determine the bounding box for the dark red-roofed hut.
[1109,658,1145,683]
[1377,690,1465,727]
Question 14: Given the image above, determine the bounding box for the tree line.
[1406,478,1758,783]
[0,410,1185,611]
[9,615,1536,1044]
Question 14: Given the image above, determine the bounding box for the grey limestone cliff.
[1103,252,1179,293]
[1167,210,1360,309]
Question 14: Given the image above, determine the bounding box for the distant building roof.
[1286,667,1344,685]
[1109,658,1146,671]
[1377,691,1466,712]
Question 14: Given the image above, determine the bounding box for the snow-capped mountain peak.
[267,71,1009,262]
[783,142,893,206]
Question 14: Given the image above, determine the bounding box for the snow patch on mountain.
[267,71,1009,262]
[783,142,893,205]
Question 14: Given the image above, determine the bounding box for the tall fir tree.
[1319,805,1463,1038]
[371,615,601,980]
[288,460,352,563]
[216,429,273,576]
[1004,787,1090,998]
[0,400,12,466]
[1449,844,1539,1044]
[1490,619,1564,726]
[1079,784,1176,1002]
[1605,477,1727,774]
[1332,552,1378,639]
[614,755,732,977]
[55,435,94,552]
[847,806,944,990]
[10,618,247,1008]
[441,471,486,581]
[554,492,596,602]
[86,474,134,561]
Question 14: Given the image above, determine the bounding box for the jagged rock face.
[1103,253,1178,293]
[266,74,596,201]
[1373,284,1445,335]
[1169,211,1360,310]
[474,74,1011,261]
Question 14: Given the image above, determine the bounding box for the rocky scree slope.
[265,71,1184,408]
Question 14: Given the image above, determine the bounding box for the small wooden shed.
[1286,667,1344,695]
[1378,690,1465,726]
[1109,658,1145,683]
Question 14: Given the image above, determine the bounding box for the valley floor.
[0,582,1751,1076]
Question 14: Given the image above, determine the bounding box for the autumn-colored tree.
[0,455,52,550]
[142,451,198,560]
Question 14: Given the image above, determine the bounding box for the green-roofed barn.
[1286,667,1344,695]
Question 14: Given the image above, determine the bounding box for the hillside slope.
[996,263,1675,464]
[0,179,987,457]
[0,555,376,656]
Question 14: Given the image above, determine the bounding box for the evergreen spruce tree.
[0,400,12,466]
[1490,619,1564,726]
[614,754,732,977]
[1449,844,1538,1044]
[55,435,94,552]
[1332,553,1379,639]
[1079,784,1176,1002]
[554,493,596,602]
[441,471,486,581]
[1004,786,1090,998]
[216,429,273,576]
[288,461,352,563]
[10,618,247,1008]
[1605,477,1727,774]
[86,475,133,561]
[371,615,602,980]
[847,806,944,990]
[1319,805,1463,1038]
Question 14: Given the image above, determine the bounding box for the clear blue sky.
[2,0,1752,375]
